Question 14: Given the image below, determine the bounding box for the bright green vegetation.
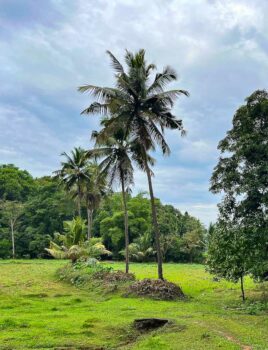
[0,260,267,350]
[0,166,205,265]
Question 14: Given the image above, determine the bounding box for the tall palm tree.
[88,128,134,273]
[54,147,89,217]
[83,162,107,240]
[79,49,189,279]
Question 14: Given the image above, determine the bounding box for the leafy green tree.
[157,205,206,262]
[180,229,205,263]
[209,90,268,293]
[207,223,251,301]
[79,49,189,279]
[0,237,11,258]
[94,192,151,258]
[0,201,24,258]
[55,148,89,216]
[127,192,152,238]
[100,210,126,258]
[0,164,35,201]
[18,176,75,258]
[11,176,75,258]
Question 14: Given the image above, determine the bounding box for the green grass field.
[0,260,267,350]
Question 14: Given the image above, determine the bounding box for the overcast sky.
[0,0,267,225]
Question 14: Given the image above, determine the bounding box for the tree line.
[0,164,206,264]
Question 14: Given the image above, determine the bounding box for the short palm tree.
[88,128,134,273]
[45,217,111,263]
[79,49,189,279]
[55,147,89,217]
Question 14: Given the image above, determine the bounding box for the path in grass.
[0,260,267,349]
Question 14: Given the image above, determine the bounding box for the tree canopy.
[208,90,268,298]
[0,164,35,202]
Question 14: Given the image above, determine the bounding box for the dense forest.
[0,164,206,262]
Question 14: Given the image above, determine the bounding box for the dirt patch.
[194,321,252,350]
[134,318,169,331]
[217,330,253,350]
[128,278,184,300]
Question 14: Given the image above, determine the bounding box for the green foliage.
[0,164,206,262]
[57,260,114,287]
[19,176,75,258]
[59,217,87,246]
[54,147,89,216]
[46,217,111,262]
[0,164,35,202]
[83,162,107,210]
[158,206,206,262]
[0,238,11,258]
[125,232,155,262]
[0,200,25,258]
[210,90,268,285]
[207,224,250,282]
[94,192,205,262]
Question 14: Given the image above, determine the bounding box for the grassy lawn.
[0,260,267,350]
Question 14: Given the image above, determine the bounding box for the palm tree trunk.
[87,208,93,240]
[121,173,129,274]
[240,275,245,302]
[145,161,163,280]
[11,220,15,259]
[90,209,93,237]
[77,184,82,217]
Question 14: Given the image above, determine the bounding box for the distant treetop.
[0,164,35,202]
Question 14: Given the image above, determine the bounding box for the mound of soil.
[93,270,136,283]
[129,278,184,300]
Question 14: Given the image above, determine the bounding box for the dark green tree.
[209,90,268,295]
[19,176,75,258]
[0,164,35,202]
[0,201,24,258]
[207,222,252,301]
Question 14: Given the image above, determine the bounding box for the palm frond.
[147,66,178,94]
[81,102,109,115]
[106,50,125,74]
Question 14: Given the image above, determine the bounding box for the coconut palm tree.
[54,147,89,217]
[83,162,108,240]
[88,128,134,273]
[79,49,189,279]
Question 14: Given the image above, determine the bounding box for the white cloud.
[212,0,264,33]
[0,0,267,224]
[0,105,92,176]
[171,202,219,226]
[177,139,218,163]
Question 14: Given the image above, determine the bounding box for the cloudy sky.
[0,0,267,225]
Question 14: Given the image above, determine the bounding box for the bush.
[57,260,135,292]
